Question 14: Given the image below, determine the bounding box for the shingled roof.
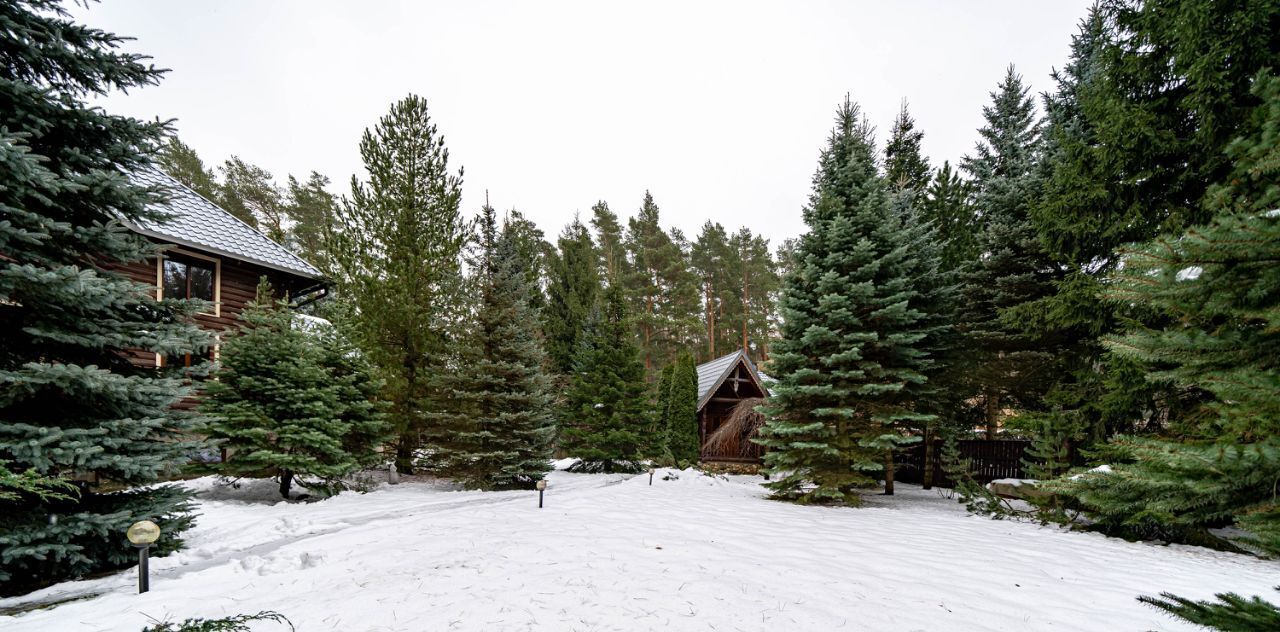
[696,349,769,411]
[124,168,323,280]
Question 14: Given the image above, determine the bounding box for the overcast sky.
[74,0,1094,246]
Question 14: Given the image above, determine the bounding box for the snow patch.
[1175,266,1203,281]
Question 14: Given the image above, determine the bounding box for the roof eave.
[128,223,325,282]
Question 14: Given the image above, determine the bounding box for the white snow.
[2,470,1275,631]
[1070,464,1114,480]
[1175,266,1203,281]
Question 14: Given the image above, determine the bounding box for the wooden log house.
[696,350,770,463]
[113,168,325,368]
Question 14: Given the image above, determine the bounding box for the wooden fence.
[896,439,1032,487]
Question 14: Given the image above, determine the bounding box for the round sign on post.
[127,520,160,594]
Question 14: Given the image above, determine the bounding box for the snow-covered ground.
[2,468,1275,631]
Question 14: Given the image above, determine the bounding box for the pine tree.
[219,157,286,241]
[1052,73,1280,557]
[157,137,220,202]
[756,96,948,503]
[285,171,339,271]
[445,205,555,489]
[0,0,212,593]
[883,99,932,204]
[560,284,650,473]
[954,66,1061,438]
[201,284,388,499]
[325,94,470,473]
[691,221,734,359]
[667,353,700,466]
[590,201,628,281]
[727,228,780,360]
[544,218,601,375]
[623,191,700,373]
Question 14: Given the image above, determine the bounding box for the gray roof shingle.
[125,168,323,280]
[695,349,769,411]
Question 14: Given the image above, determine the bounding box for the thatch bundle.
[704,397,766,458]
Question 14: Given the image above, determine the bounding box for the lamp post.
[648,467,655,486]
[126,520,160,594]
[536,479,547,508]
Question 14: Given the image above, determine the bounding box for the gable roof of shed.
[123,168,323,280]
[695,349,769,411]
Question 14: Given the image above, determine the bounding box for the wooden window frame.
[154,248,221,368]
[156,248,221,317]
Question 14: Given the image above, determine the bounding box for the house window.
[162,254,216,302]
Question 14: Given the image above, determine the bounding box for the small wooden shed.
[696,350,770,463]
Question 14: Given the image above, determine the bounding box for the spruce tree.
[667,353,700,466]
[919,161,977,270]
[0,0,212,593]
[883,99,932,204]
[544,218,600,375]
[560,284,650,473]
[325,94,470,473]
[445,205,555,490]
[954,66,1061,438]
[499,209,552,314]
[1141,589,1280,632]
[1030,0,1280,447]
[756,97,948,503]
[1053,74,1280,557]
[201,285,389,499]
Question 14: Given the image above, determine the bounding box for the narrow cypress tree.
[0,0,212,593]
[667,353,700,466]
[201,284,389,499]
[544,218,600,375]
[651,363,676,462]
[756,97,947,504]
[560,284,650,473]
[447,205,555,489]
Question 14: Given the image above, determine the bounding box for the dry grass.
[704,397,766,458]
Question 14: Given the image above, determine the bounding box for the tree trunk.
[395,433,416,474]
[985,392,1000,439]
[705,281,716,359]
[883,451,895,495]
[278,468,294,499]
[922,423,934,490]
